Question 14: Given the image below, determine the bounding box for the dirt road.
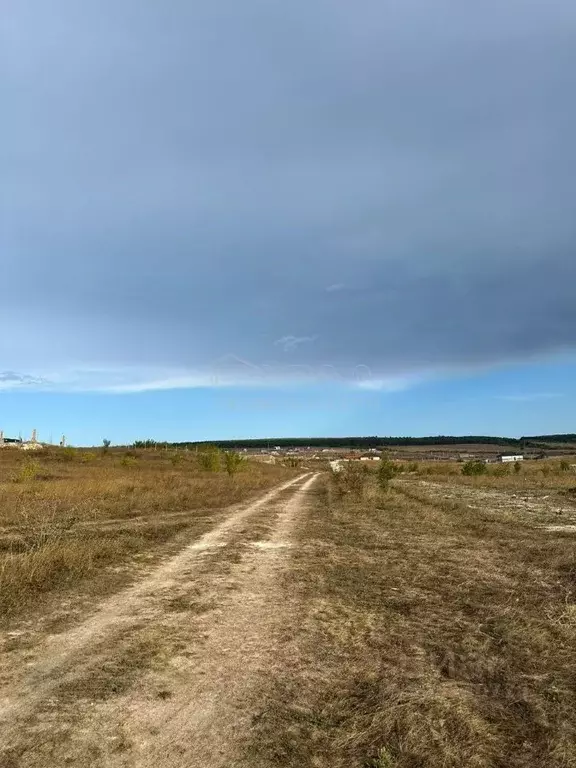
[0,472,319,767]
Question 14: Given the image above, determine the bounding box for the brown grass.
[413,457,576,489]
[0,447,295,621]
[245,467,576,767]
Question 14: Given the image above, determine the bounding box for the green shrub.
[461,460,487,476]
[198,447,221,472]
[347,470,367,499]
[378,459,396,492]
[12,460,41,483]
[341,463,367,499]
[59,447,76,462]
[223,451,244,476]
[367,748,397,768]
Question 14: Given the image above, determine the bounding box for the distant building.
[0,433,22,447]
[0,429,43,450]
[500,455,524,463]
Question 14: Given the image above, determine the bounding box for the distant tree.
[102,438,111,453]
[133,439,157,449]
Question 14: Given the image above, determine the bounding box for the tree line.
[130,434,576,451]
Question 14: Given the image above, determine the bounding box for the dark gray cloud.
[2,0,576,390]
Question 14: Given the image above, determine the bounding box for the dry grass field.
[1,452,575,767]
[243,460,576,768]
[0,446,295,622]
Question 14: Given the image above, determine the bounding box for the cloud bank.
[2,0,576,392]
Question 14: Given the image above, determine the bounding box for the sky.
[2,0,576,445]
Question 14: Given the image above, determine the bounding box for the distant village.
[3,432,567,465]
[0,430,66,451]
[247,445,528,465]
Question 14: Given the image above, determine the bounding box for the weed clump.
[378,459,397,492]
[11,460,41,484]
[198,446,221,472]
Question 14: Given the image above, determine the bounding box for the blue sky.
[2,0,576,445]
[2,359,575,446]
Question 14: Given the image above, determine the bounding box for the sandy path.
[0,472,318,767]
